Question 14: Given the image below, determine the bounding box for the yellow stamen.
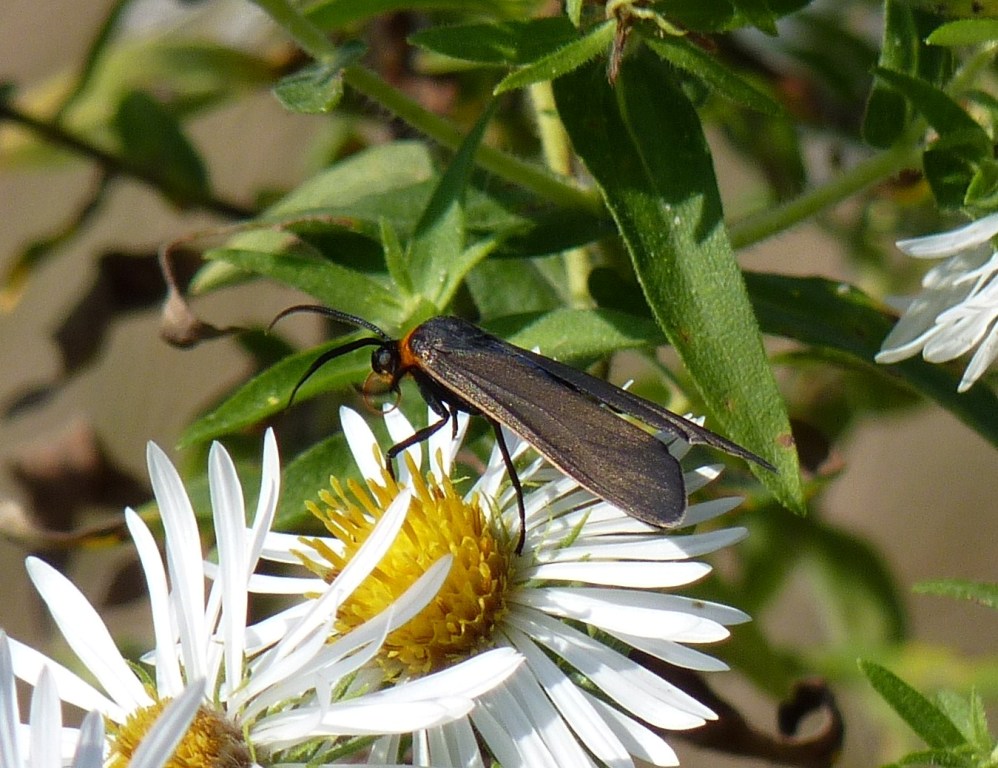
[107,699,253,768]
[301,453,511,677]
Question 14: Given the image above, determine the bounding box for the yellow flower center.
[107,699,253,768]
[301,454,512,677]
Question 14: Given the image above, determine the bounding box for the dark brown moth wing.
[511,345,775,471]
[408,320,688,527]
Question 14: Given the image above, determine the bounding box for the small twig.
[635,650,844,768]
[0,99,256,220]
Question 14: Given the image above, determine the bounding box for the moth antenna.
[268,304,391,341]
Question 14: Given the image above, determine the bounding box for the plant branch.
[342,66,603,214]
[729,139,921,249]
[0,100,255,219]
[248,0,600,213]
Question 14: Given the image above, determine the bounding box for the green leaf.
[494,21,615,94]
[492,208,615,259]
[180,339,371,446]
[966,158,998,209]
[113,90,209,205]
[891,747,978,766]
[871,67,991,151]
[746,272,998,447]
[914,579,998,610]
[306,0,507,30]
[206,247,406,323]
[380,218,412,297]
[923,140,981,209]
[554,54,802,513]
[266,141,436,218]
[863,0,918,148]
[467,259,563,318]
[859,660,967,749]
[644,36,784,116]
[484,308,663,361]
[276,432,359,529]
[567,0,583,26]
[802,518,908,644]
[408,102,497,306]
[272,42,365,114]
[934,690,986,745]
[928,17,998,44]
[410,17,578,65]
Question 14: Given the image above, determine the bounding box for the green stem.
[247,0,337,61]
[343,66,602,214]
[529,81,592,308]
[729,140,921,249]
[248,0,600,213]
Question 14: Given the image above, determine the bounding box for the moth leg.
[385,412,451,480]
[490,420,526,554]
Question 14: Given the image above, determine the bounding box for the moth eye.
[372,346,396,375]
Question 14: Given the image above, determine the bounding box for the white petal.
[383,405,421,482]
[684,463,723,494]
[515,587,747,641]
[923,301,997,363]
[507,608,713,728]
[505,626,631,767]
[240,608,389,720]
[246,556,453,712]
[380,555,453,633]
[524,560,711,588]
[959,325,998,391]
[534,527,746,564]
[257,530,323,564]
[474,683,561,768]
[681,498,745,527]
[0,634,22,767]
[605,630,729,673]
[878,291,971,363]
[129,681,203,768]
[25,558,150,712]
[71,711,105,768]
[30,667,60,768]
[268,489,412,662]
[340,406,384,481]
[251,697,474,747]
[208,440,249,698]
[427,407,469,481]
[896,212,998,257]
[5,636,123,722]
[437,718,485,768]
[503,666,597,766]
[384,647,522,703]
[126,510,182,696]
[247,428,281,568]
[147,442,208,681]
[243,572,325,594]
[242,600,312,653]
[582,691,679,767]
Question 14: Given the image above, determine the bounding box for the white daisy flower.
[876,211,998,392]
[0,631,202,768]
[261,405,751,767]
[4,430,521,766]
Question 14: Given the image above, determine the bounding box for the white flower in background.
[260,406,751,768]
[877,211,998,392]
[4,430,520,766]
[0,632,202,768]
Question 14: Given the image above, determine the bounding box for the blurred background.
[1,1,995,766]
